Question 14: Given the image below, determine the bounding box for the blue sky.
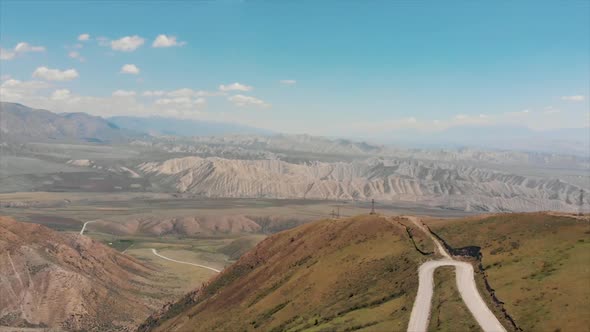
[1,1,588,137]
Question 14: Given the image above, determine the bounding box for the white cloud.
[152,34,186,48]
[561,95,585,102]
[0,42,45,60]
[68,51,85,62]
[112,90,137,97]
[279,79,296,85]
[142,90,166,97]
[219,82,253,92]
[0,79,51,100]
[1,79,50,90]
[544,107,561,114]
[120,64,140,75]
[0,48,15,60]
[32,67,79,81]
[14,42,45,53]
[78,33,90,41]
[167,88,194,98]
[111,35,145,52]
[155,97,206,108]
[51,89,71,100]
[140,88,224,98]
[228,94,270,108]
[0,82,213,120]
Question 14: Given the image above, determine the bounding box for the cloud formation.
[561,95,585,102]
[152,34,186,48]
[0,42,46,60]
[111,35,145,52]
[280,79,296,85]
[155,97,206,108]
[228,94,270,108]
[219,82,253,92]
[142,90,166,97]
[120,64,140,75]
[51,89,71,100]
[68,51,84,62]
[78,34,90,41]
[112,90,137,97]
[32,67,79,81]
[142,88,224,98]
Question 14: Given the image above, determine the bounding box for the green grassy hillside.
[427,213,590,332]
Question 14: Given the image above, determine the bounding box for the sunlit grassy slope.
[139,215,426,332]
[428,212,590,332]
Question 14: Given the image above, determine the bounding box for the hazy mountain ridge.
[109,116,272,137]
[139,156,587,212]
[0,102,141,143]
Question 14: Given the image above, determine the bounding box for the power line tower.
[370,199,376,215]
[579,189,584,216]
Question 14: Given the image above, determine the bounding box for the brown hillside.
[138,215,427,332]
[0,216,165,331]
[90,215,261,237]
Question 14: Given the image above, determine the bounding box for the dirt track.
[406,217,506,332]
[151,248,221,273]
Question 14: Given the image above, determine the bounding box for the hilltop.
[138,215,427,331]
[138,212,590,332]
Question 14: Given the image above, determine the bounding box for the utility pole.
[337,206,340,218]
[579,189,584,216]
[370,199,376,215]
[331,208,336,219]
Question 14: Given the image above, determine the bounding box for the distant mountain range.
[108,116,273,137]
[3,102,588,156]
[380,125,590,155]
[0,102,271,143]
[0,102,141,143]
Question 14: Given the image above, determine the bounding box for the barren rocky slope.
[139,156,587,212]
[0,217,164,331]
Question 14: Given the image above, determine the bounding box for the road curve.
[405,216,506,332]
[151,249,221,273]
[407,260,506,332]
[79,220,99,235]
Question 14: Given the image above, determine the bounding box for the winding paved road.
[405,217,506,332]
[151,249,221,273]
